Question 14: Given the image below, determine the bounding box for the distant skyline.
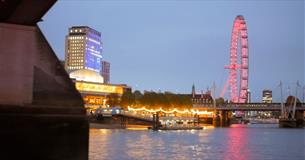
[39,0,304,102]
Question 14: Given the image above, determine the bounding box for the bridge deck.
[193,103,305,111]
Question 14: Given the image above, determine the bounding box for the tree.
[133,90,143,106]
[108,93,120,107]
[126,91,193,109]
[120,91,135,108]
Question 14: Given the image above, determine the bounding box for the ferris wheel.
[221,15,249,103]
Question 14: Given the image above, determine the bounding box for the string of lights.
[127,106,213,115]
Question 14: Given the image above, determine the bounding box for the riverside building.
[65,26,102,73]
[65,26,130,112]
[101,61,110,84]
[262,90,272,103]
[69,69,131,112]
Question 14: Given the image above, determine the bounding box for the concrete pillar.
[152,112,160,130]
[213,111,231,127]
[0,23,88,159]
[279,103,304,128]
[213,111,221,127]
[295,110,304,128]
[220,111,231,127]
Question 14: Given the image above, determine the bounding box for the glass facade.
[65,26,102,73]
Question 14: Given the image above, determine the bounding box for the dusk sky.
[39,0,304,102]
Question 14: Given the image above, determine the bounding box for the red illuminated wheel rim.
[222,15,249,103]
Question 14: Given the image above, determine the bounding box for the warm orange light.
[75,82,124,94]
[127,106,213,115]
[83,95,105,105]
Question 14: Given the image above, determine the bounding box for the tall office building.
[65,26,102,73]
[262,90,272,103]
[101,61,110,84]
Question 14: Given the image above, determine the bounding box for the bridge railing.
[193,103,305,111]
[160,116,197,121]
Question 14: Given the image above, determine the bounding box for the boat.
[159,125,203,130]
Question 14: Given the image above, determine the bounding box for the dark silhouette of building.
[101,61,110,83]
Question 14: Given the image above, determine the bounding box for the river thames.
[89,124,304,160]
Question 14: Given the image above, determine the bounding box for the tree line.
[108,92,302,110]
[116,90,193,109]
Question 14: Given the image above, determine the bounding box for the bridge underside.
[0,0,56,25]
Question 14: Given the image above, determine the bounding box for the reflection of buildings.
[262,90,272,103]
[191,84,213,104]
[65,26,102,73]
[69,69,131,110]
[101,61,110,84]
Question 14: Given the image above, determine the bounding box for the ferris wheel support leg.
[220,78,230,98]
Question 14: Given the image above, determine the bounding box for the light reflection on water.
[89,124,305,160]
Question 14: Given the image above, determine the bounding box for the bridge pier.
[152,112,161,130]
[0,1,90,159]
[213,111,231,127]
[279,110,304,128]
[0,18,88,160]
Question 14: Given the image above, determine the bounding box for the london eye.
[221,15,249,103]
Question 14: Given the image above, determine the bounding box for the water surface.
[90,124,305,160]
